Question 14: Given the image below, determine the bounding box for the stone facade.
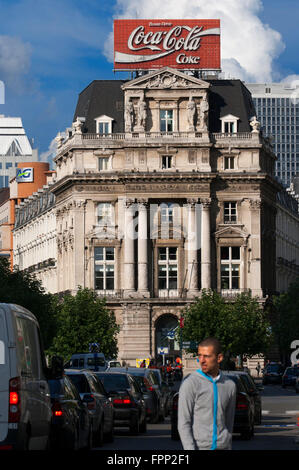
[48,68,280,365]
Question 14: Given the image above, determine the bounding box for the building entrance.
[155,314,180,364]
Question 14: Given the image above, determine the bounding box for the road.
[95,381,299,451]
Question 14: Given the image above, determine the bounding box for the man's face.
[198,345,223,376]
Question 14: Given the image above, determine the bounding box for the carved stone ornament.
[73,117,83,134]
[250,199,262,210]
[137,98,147,129]
[250,116,260,132]
[187,96,196,129]
[125,99,134,132]
[199,95,209,130]
[55,132,64,148]
[200,198,212,209]
[147,73,193,89]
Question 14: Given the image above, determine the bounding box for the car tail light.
[52,401,64,417]
[236,394,248,410]
[87,394,97,411]
[9,377,21,423]
[113,396,132,406]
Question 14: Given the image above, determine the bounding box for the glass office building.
[0,115,37,188]
[246,83,299,188]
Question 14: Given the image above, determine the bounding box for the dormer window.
[220,114,239,134]
[94,115,114,134]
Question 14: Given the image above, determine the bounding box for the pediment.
[214,225,249,240]
[86,225,116,241]
[122,67,210,91]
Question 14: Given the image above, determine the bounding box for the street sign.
[182,341,198,349]
[158,347,169,355]
[89,342,100,353]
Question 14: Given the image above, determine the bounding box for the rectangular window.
[160,110,173,132]
[99,122,109,134]
[161,203,174,224]
[94,247,115,290]
[220,246,240,290]
[97,203,112,225]
[158,247,178,290]
[224,202,237,223]
[162,156,173,169]
[224,122,235,133]
[224,157,235,170]
[98,157,109,171]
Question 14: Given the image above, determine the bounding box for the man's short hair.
[198,337,223,356]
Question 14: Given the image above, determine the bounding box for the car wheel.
[129,414,140,435]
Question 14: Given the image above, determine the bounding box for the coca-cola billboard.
[114,19,220,70]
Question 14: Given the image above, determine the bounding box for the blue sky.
[0,0,298,165]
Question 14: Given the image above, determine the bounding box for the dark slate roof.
[73,80,127,134]
[73,78,255,134]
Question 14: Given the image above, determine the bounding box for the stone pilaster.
[186,198,199,297]
[137,199,150,297]
[201,198,211,289]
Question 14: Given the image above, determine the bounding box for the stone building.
[49,67,280,365]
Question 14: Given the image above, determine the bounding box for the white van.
[67,353,107,371]
[0,304,51,450]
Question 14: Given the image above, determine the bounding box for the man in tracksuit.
[178,338,236,450]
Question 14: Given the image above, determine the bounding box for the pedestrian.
[178,337,237,450]
[256,362,261,377]
[140,359,146,368]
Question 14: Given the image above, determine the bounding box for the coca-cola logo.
[114,20,221,69]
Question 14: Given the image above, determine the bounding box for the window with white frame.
[98,157,110,171]
[160,203,174,224]
[224,156,235,170]
[220,114,239,134]
[220,246,240,290]
[158,247,178,290]
[224,202,237,223]
[160,110,174,132]
[94,247,115,290]
[162,156,173,169]
[96,202,113,225]
[94,115,114,134]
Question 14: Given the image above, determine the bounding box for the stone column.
[186,198,199,296]
[137,199,150,297]
[123,198,136,297]
[201,198,211,289]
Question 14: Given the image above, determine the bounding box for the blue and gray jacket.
[178,370,236,450]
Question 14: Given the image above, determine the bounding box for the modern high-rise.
[246,83,299,188]
[0,115,38,188]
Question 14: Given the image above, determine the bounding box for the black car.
[124,369,160,424]
[171,372,255,441]
[48,374,92,450]
[95,371,147,434]
[282,367,299,388]
[262,363,284,385]
[65,369,114,446]
[230,371,262,425]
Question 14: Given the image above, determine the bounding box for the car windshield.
[286,368,297,375]
[95,374,129,392]
[67,374,90,393]
[87,358,106,367]
[131,375,147,392]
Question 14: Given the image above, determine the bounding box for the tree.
[271,278,299,364]
[181,290,272,363]
[49,287,120,360]
[0,257,56,350]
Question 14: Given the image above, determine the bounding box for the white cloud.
[39,137,58,166]
[105,0,285,82]
[0,35,32,93]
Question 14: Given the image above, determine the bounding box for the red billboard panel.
[114,19,221,71]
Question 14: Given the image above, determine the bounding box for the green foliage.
[49,287,120,361]
[0,257,56,350]
[181,289,272,359]
[271,278,299,358]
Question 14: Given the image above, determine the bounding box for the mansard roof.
[73,72,256,134]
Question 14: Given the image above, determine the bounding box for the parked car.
[282,366,299,388]
[107,360,122,368]
[0,303,52,450]
[262,362,284,385]
[65,369,114,446]
[65,353,107,372]
[121,368,161,423]
[295,375,299,394]
[171,372,255,441]
[229,371,262,425]
[48,374,92,450]
[95,371,147,434]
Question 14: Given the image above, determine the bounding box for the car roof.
[64,368,95,375]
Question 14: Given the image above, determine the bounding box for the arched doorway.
[155,314,180,364]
